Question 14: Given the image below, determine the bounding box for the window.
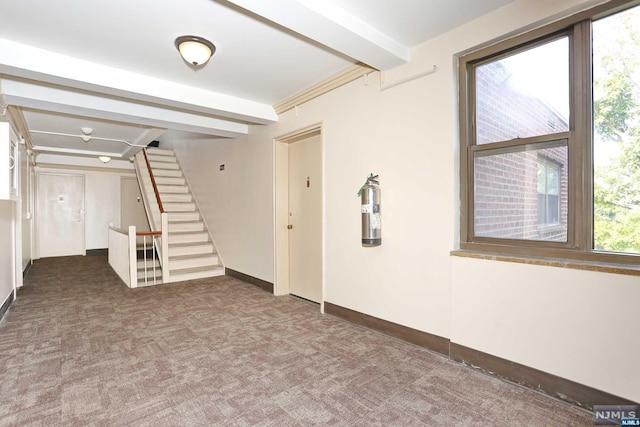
[593,4,640,254]
[474,142,567,241]
[537,158,560,224]
[459,1,640,263]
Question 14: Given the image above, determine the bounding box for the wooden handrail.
[142,149,164,213]
[136,231,162,236]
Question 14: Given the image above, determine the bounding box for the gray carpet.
[0,255,592,426]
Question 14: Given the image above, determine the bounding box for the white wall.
[0,199,15,308]
[161,127,274,282]
[35,155,135,253]
[19,143,32,272]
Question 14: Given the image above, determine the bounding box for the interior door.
[121,177,149,231]
[36,173,85,258]
[288,134,322,303]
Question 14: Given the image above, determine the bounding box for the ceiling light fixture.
[175,35,216,66]
[81,127,93,142]
[98,156,112,163]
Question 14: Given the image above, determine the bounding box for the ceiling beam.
[0,38,277,125]
[1,77,249,139]
[120,129,166,159]
[226,0,409,70]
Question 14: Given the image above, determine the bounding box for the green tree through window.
[593,6,640,253]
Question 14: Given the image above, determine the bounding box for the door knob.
[287,224,293,230]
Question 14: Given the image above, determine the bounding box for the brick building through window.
[473,60,568,241]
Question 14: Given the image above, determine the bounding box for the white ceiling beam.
[1,77,249,138]
[0,38,277,125]
[120,128,166,159]
[226,0,409,70]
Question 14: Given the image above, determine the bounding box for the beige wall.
[164,0,639,402]
[452,256,640,403]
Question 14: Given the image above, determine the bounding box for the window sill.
[450,249,640,277]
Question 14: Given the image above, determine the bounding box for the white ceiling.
[0,0,515,160]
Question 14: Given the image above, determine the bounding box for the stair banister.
[140,149,170,283]
[142,149,165,214]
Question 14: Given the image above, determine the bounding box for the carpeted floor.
[0,255,592,426]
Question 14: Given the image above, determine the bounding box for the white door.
[36,173,84,258]
[121,177,149,231]
[288,134,322,302]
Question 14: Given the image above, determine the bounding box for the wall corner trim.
[226,268,274,294]
[323,301,638,411]
[324,301,450,356]
[0,291,15,322]
[450,342,639,411]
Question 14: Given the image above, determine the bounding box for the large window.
[459,1,640,263]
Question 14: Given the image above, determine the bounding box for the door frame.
[273,124,324,309]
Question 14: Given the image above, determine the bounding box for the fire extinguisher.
[358,173,381,246]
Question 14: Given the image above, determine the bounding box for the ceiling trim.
[274,63,375,114]
[226,0,409,70]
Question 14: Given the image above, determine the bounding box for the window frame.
[458,0,640,265]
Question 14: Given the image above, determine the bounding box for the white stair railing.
[134,149,169,281]
[109,223,163,287]
[133,227,163,287]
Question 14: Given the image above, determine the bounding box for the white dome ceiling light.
[175,35,216,66]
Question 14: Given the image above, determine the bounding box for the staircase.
[137,147,224,283]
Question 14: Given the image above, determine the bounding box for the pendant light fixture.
[175,35,216,66]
